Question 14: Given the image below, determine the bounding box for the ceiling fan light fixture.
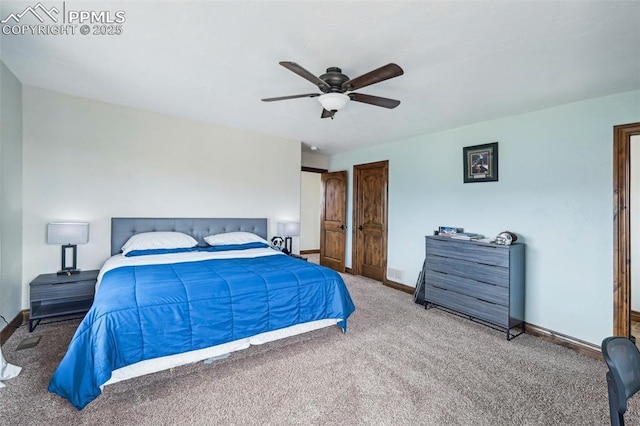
[264,62,404,118]
[318,93,349,111]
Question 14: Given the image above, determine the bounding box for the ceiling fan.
[261,61,404,119]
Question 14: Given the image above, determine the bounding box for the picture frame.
[463,142,498,183]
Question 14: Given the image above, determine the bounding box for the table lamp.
[47,222,89,275]
[277,221,300,254]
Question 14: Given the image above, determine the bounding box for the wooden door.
[320,171,347,272]
[353,161,388,282]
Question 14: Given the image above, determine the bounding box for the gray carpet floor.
[0,259,636,425]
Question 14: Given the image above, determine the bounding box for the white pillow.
[204,231,268,247]
[121,232,198,255]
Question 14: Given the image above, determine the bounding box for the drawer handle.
[50,280,93,285]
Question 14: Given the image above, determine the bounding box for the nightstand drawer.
[31,279,95,301]
[288,253,308,261]
[29,270,99,332]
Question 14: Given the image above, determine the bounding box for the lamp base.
[57,269,81,276]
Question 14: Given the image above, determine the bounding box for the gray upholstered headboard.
[111,218,268,256]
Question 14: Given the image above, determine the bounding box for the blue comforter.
[48,254,355,409]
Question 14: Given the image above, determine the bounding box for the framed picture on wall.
[463,142,498,183]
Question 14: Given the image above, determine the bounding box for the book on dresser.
[448,232,484,240]
[422,235,525,340]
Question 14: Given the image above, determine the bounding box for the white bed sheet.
[103,318,339,388]
[97,247,283,289]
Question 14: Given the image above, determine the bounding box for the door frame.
[300,166,328,255]
[613,122,640,337]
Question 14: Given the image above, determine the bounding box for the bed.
[48,218,355,409]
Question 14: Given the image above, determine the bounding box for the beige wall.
[0,61,23,323]
[300,171,321,251]
[300,152,327,252]
[302,151,329,170]
[21,87,301,307]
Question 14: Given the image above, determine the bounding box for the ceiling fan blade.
[342,63,404,91]
[349,93,401,109]
[261,93,320,102]
[279,62,330,92]
[321,108,335,119]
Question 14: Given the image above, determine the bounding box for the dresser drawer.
[425,284,508,328]
[425,270,509,305]
[427,238,508,267]
[426,255,509,287]
[31,279,95,301]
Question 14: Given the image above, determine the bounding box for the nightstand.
[29,270,99,332]
[288,253,308,261]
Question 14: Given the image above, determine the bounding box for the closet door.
[320,171,347,272]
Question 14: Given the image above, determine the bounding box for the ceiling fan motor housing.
[320,67,350,92]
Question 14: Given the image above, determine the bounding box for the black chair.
[602,336,640,425]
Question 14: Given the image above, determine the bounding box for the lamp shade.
[47,222,90,245]
[318,93,349,111]
[277,221,300,237]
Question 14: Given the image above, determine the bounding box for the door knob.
[339,224,346,230]
[358,225,364,231]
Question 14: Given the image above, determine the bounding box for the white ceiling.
[1,1,639,155]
